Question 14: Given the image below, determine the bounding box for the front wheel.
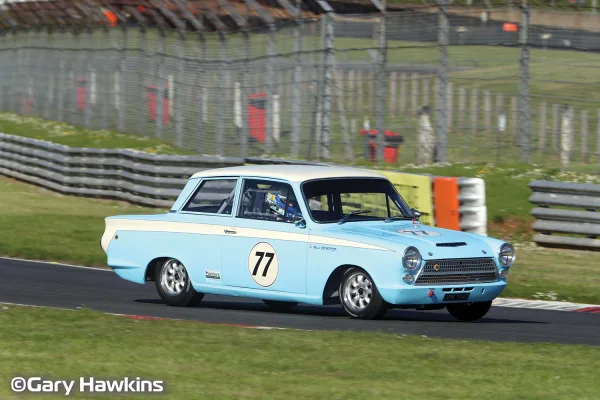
[446,301,492,321]
[339,267,388,319]
[154,258,203,307]
[263,300,298,312]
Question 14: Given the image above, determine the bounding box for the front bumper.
[378,280,507,306]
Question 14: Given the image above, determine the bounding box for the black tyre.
[339,267,388,319]
[446,301,492,322]
[263,300,298,312]
[154,258,203,307]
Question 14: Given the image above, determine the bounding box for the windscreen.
[301,178,413,223]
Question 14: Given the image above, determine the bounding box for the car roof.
[190,165,386,183]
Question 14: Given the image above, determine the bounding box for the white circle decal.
[396,229,441,237]
[248,242,279,287]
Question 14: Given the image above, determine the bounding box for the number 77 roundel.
[248,242,279,287]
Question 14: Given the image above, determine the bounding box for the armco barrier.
[0,133,487,234]
[529,180,600,249]
[0,132,244,207]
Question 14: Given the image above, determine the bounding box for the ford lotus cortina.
[101,165,515,320]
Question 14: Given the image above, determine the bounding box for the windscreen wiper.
[338,210,371,225]
[384,215,414,223]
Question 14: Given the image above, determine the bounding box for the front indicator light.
[403,274,414,283]
[500,269,509,278]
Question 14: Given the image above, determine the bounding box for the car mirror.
[411,208,422,220]
[294,217,306,229]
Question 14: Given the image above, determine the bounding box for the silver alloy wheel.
[160,259,188,296]
[342,272,373,312]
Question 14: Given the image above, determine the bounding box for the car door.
[176,177,240,285]
[221,178,308,294]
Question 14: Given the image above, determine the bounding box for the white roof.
[191,165,386,183]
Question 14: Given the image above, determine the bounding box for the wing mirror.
[294,216,306,229]
[411,208,422,220]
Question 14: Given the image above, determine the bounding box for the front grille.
[436,242,467,247]
[415,258,498,285]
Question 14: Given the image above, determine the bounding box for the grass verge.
[1,175,600,304]
[0,113,192,155]
[0,306,599,400]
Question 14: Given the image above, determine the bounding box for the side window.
[238,179,303,223]
[182,179,238,214]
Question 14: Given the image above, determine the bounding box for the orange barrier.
[503,23,518,32]
[433,177,460,231]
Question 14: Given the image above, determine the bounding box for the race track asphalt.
[1,258,598,346]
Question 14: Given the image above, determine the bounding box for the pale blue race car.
[101,165,515,320]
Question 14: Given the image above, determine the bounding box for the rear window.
[182,179,238,214]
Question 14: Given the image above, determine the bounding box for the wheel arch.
[145,257,170,282]
[322,264,364,305]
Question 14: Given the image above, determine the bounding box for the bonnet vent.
[436,242,467,247]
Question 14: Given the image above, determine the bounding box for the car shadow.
[133,298,544,324]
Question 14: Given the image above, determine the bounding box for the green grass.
[0,306,599,400]
[0,176,160,266]
[0,113,192,154]
[2,175,600,304]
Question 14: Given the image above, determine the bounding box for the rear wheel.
[154,258,203,307]
[446,301,492,321]
[263,300,298,312]
[339,267,388,319]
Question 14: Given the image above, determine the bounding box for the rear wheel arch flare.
[322,264,363,303]
[145,257,170,281]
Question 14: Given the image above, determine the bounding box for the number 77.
[252,252,275,277]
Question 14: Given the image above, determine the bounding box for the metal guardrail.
[0,132,245,207]
[529,179,600,249]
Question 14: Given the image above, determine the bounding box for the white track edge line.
[0,256,111,272]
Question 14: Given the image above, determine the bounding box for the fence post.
[265,25,276,155]
[417,105,435,165]
[389,71,396,118]
[84,28,93,129]
[552,103,559,154]
[334,69,354,161]
[291,3,302,158]
[175,32,185,148]
[411,73,418,117]
[470,88,478,137]
[436,1,449,162]
[560,104,573,170]
[240,31,250,158]
[156,32,165,140]
[375,2,388,163]
[539,102,547,154]
[399,72,407,116]
[137,28,146,136]
[217,32,228,156]
[458,87,466,135]
[518,3,531,162]
[581,110,588,163]
[117,27,126,132]
[196,33,206,153]
[321,8,334,160]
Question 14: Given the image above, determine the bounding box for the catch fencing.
[1,3,598,170]
[530,179,600,250]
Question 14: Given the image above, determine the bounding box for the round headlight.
[403,247,422,271]
[499,243,515,267]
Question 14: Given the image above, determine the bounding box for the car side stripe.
[103,219,391,251]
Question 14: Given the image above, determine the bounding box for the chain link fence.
[0,5,599,170]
